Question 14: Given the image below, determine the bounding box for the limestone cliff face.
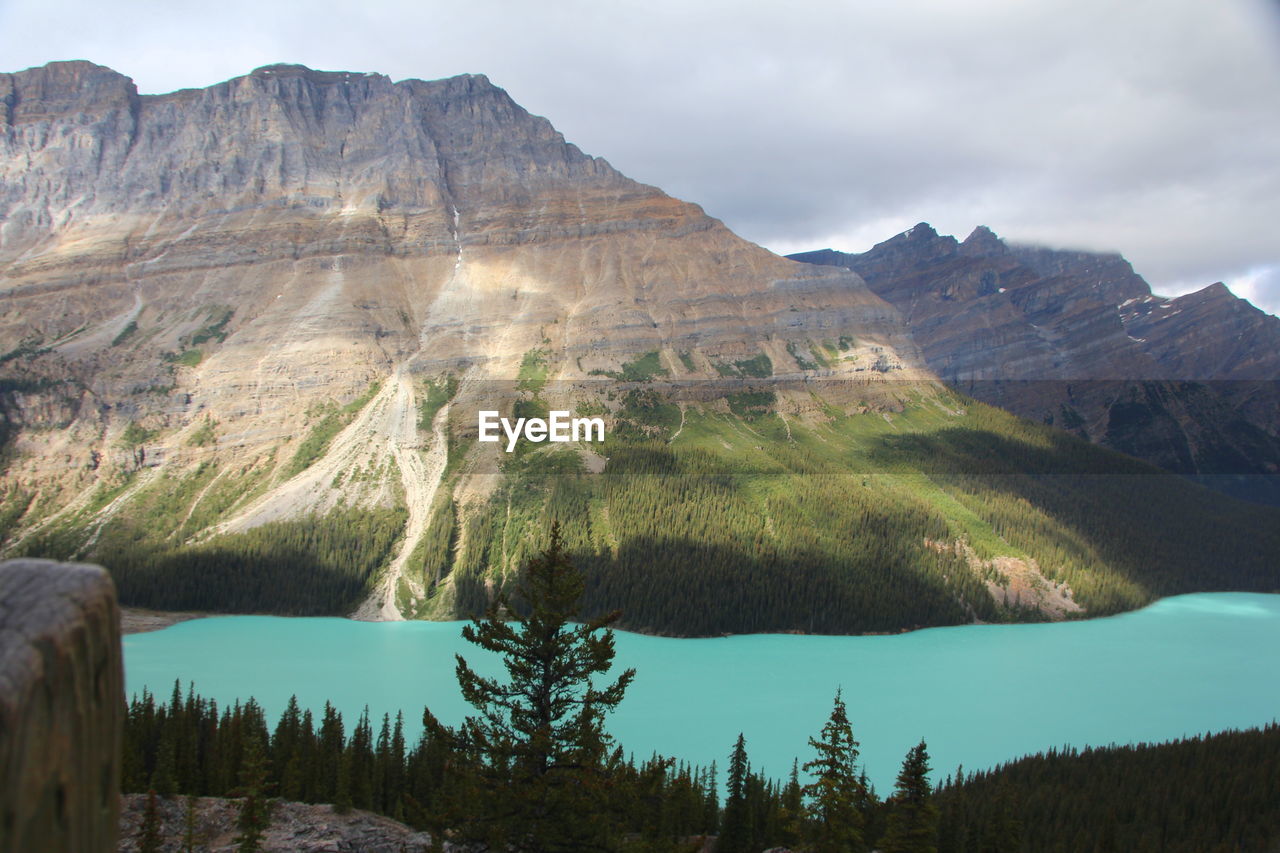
[790,226,1280,501]
[1,61,918,423]
[0,61,928,617]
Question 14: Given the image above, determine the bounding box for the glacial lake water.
[123,593,1280,792]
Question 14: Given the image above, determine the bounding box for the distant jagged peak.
[960,225,1009,258]
[1199,281,1234,300]
[865,221,959,263]
[902,221,939,241]
[784,248,851,268]
[1170,280,1268,316]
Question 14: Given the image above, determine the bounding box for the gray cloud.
[3,0,1278,314]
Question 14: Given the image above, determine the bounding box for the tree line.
[123,684,1280,852]
[120,525,1280,851]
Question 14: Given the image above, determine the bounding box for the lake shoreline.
[123,592,1280,794]
[120,607,208,635]
[119,589,1280,638]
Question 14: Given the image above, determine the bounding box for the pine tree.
[232,730,273,852]
[702,761,720,835]
[802,689,867,853]
[139,789,163,853]
[719,733,752,853]
[182,794,201,853]
[348,707,375,810]
[335,749,354,815]
[881,739,939,853]
[151,725,179,797]
[389,711,407,820]
[780,758,804,848]
[316,702,344,803]
[453,521,636,851]
[272,695,304,800]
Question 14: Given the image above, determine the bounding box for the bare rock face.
[790,226,1280,503]
[0,61,929,619]
[0,558,123,853]
[116,794,437,852]
[0,61,915,417]
[1122,281,1280,381]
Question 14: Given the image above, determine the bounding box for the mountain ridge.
[789,224,1280,503]
[3,61,1278,633]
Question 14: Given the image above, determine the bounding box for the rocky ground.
[120,608,207,635]
[117,793,438,852]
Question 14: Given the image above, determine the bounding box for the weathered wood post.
[0,558,123,852]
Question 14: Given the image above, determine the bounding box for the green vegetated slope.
[13,456,406,616]
[8,374,1279,630]
[409,384,1280,635]
[6,381,406,616]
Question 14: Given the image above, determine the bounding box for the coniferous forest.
[120,529,1280,852]
[8,382,1280,635]
[122,680,1280,851]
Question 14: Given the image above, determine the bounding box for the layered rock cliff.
[790,225,1280,503]
[5,62,1278,633]
[0,61,930,621]
[1,62,918,424]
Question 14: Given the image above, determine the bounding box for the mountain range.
[2,61,1277,635]
[790,225,1280,505]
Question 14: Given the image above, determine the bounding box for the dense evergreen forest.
[120,530,1280,852]
[99,506,407,615]
[123,685,1280,852]
[124,686,1280,850]
[7,381,1280,634]
[934,725,1280,853]
[428,386,1280,635]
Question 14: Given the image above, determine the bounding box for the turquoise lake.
[124,593,1280,792]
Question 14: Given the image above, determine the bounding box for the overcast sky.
[3,0,1279,314]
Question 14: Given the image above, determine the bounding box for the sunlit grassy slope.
[10,382,1278,635]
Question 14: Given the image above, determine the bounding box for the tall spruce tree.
[881,739,938,853]
[802,689,867,853]
[232,730,272,852]
[453,521,636,851]
[780,758,804,848]
[139,790,162,853]
[182,794,201,853]
[719,733,752,853]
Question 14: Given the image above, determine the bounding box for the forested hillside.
[935,725,1280,853]
[419,382,1280,634]
[11,378,1279,634]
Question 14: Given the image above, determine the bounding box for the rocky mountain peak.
[2,60,137,125]
[789,227,1280,502]
[960,225,1008,258]
[0,61,924,578]
[865,220,957,267]
[1198,281,1236,302]
[903,221,939,241]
